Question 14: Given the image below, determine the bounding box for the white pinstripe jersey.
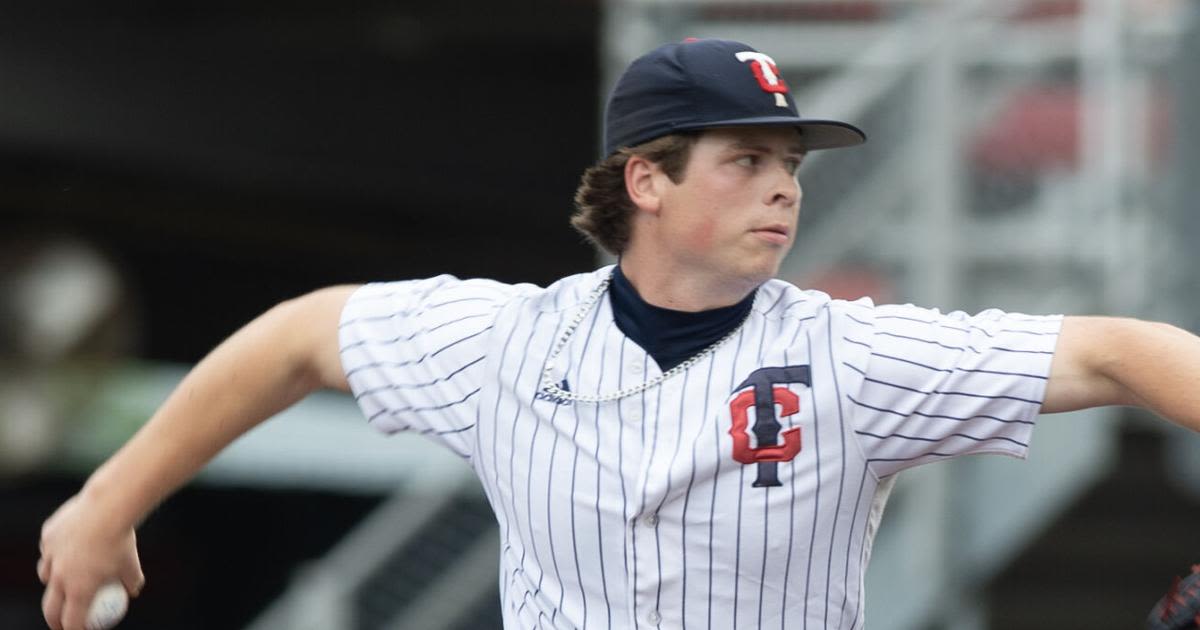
[338,265,1062,629]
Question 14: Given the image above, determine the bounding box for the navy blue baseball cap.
[603,38,866,156]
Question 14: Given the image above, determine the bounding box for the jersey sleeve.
[338,275,515,458]
[840,302,1063,477]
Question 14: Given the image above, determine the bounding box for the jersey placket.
[623,350,672,629]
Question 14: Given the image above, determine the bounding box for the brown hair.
[571,132,698,256]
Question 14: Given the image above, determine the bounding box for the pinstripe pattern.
[338,266,1063,629]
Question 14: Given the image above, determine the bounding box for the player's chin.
[733,254,785,285]
[731,234,788,265]
[750,240,790,265]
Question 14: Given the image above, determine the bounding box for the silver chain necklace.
[539,273,750,404]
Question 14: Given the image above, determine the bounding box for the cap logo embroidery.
[735,51,789,108]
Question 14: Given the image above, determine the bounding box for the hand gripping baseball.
[1148,565,1200,630]
[38,495,144,630]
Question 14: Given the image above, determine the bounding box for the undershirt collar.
[609,265,757,372]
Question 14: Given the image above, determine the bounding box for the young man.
[38,38,1200,630]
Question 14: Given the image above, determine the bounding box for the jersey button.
[647,610,662,625]
[643,513,658,527]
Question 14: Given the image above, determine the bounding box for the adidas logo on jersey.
[535,379,573,406]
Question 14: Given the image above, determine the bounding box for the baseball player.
[37,38,1200,630]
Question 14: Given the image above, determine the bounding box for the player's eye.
[784,158,802,175]
[734,155,759,168]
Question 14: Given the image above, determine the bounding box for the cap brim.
[675,116,866,151]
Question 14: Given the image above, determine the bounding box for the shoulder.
[755,278,876,324]
[353,274,524,303]
[521,265,614,314]
[348,270,568,314]
[344,266,613,329]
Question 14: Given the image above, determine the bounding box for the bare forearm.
[1100,319,1200,431]
[80,287,353,530]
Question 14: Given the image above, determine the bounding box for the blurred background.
[2,0,1199,628]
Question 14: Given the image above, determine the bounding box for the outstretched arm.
[38,285,357,630]
[1043,316,1200,432]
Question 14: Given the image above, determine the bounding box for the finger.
[120,549,145,598]
[42,583,64,630]
[37,556,51,584]
[60,588,90,630]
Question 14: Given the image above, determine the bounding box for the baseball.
[85,581,128,630]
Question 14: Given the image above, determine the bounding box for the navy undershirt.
[609,265,757,372]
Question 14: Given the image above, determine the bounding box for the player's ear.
[625,155,663,215]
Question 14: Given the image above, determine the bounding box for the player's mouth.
[752,224,790,245]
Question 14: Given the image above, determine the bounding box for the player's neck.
[617,255,760,312]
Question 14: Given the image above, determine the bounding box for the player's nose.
[767,163,801,209]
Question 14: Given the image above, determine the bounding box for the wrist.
[81,465,145,532]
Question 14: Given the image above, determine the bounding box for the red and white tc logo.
[735,51,790,107]
[727,365,810,487]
